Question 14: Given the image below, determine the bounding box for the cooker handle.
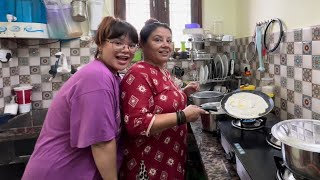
[200,105,218,112]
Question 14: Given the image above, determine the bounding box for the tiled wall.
[234,26,320,120]
[0,24,319,121]
[0,38,96,112]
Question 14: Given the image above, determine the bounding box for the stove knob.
[225,151,236,164]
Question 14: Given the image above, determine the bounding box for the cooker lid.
[191,91,223,99]
[271,119,320,152]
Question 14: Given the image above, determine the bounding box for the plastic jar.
[46,5,82,39]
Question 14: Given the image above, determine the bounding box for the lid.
[191,91,223,99]
[13,85,33,91]
[271,119,320,152]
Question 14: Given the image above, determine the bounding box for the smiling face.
[141,27,173,67]
[99,36,136,73]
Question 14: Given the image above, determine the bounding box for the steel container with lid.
[271,119,320,180]
[199,102,225,133]
[190,91,224,106]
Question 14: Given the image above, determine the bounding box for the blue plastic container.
[0,113,13,125]
[185,23,200,29]
[0,1,16,22]
[32,0,47,23]
[16,0,33,22]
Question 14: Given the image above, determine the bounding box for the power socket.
[0,49,12,63]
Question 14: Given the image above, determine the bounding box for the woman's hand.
[182,81,200,97]
[183,105,208,122]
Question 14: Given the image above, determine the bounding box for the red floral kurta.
[119,62,187,180]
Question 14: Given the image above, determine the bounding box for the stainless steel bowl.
[190,91,224,106]
[272,119,320,180]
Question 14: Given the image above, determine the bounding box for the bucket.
[13,86,33,113]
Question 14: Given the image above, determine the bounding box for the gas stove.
[218,113,282,180]
[231,117,267,130]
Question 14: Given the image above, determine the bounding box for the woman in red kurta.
[119,19,207,180]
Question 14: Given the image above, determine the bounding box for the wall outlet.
[0,49,12,63]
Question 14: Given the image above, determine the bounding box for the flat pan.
[220,90,274,119]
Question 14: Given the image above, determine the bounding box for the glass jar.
[260,77,274,86]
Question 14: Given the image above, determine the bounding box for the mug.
[13,86,33,113]
[172,66,185,77]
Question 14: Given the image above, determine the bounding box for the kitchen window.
[114,0,202,47]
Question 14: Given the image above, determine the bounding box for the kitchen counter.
[0,109,47,142]
[189,120,240,180]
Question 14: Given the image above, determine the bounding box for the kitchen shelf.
[196,76,231,84]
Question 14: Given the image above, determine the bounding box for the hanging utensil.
[71,0,88,22]
[245,29,256,62]
[256,25,265,72]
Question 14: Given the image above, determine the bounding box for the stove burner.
[231,118,265,130]
[266,133,281,150]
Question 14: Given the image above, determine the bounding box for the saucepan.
[200,90,274,119]
[271,119,320,180]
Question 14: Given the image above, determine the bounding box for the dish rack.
[192,54,230,84]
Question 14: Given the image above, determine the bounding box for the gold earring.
[97,49,102,59]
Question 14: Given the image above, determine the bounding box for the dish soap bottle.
[179,41,188,59]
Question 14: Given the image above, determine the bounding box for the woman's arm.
[149,105,207,135]
[91,139,117,180]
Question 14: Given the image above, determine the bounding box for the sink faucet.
[48,54,60,81]
[48,52,73,81]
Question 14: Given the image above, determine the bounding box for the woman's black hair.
[139,18,172,45]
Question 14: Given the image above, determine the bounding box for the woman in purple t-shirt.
[22,16,138,180]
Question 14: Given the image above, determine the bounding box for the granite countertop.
[0,109,47,142]
[189,120,240,180]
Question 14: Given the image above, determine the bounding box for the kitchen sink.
[0,109,47,166]
[0,109,47,132]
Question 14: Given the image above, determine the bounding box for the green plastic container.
[132,49,142,62]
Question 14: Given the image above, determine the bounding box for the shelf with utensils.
[196,76,231,84]
[192,58,213,61]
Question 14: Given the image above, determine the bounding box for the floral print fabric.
[119,62,187,180]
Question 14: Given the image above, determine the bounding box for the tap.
[48,52,72,81]
[48,58,59,81]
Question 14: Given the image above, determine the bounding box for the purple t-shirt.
[22,60,122,180]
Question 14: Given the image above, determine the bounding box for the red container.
[14,86,32,104]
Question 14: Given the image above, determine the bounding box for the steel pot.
[200,102,225,132]
[271,119,320,180]
[190,91,224,106]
